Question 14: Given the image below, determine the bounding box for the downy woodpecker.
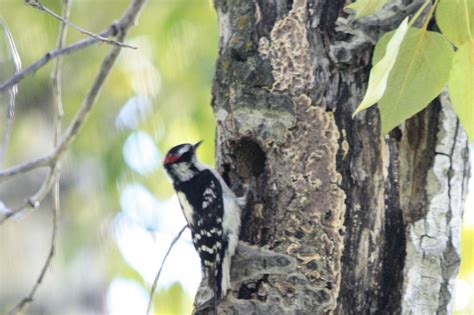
[163,141,241,304]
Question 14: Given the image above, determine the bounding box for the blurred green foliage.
[457,224,474,314]
[0,0,217,313]
[460,228,474,279]
[153,283,193,315]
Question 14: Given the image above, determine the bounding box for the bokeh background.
[0,1,472,314]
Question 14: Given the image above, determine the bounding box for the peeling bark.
[197,0,471,314]
[400,92,470,315]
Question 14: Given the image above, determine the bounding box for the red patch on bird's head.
[164,154,180,165]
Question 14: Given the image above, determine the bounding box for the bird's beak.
[193,140,203,150]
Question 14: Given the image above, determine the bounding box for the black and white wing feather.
[175,170,226,292]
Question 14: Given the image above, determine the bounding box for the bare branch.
[3,1,71,308]
[0,18,21,166]
[0,0,145,94]
[5,166,58,315]
[0,155,52,181]
[0,32,102,93]
[0,163,55,221]
[16,0,74,310]
[36,0,147,168]
[6,172,61,315]
[146,225,188,315]
[8,13,69,302]
[0,0,147,223]
[0,88,17,166]
[0,18,21,69]
[25,0,136,50]
[51,0,70,147]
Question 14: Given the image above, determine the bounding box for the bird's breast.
[176,191,195,226]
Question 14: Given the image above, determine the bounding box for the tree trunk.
[197,0,471,314]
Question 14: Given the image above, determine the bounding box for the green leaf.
[346,0,391,18]
[353,17,409,116]
[377,28,454,135]
[448,41,474,140]
[436,0,474,47]
[459,228,474,278]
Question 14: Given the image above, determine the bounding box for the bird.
[163,141,242,305]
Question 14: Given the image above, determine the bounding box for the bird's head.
[163,141,203,182]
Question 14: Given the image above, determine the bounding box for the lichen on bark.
[213,93,345,314]
[258,0,314,92]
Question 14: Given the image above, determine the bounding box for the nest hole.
[237,277,269,301]
[234,138,266,178]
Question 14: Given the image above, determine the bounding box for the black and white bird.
[163,141,241,304]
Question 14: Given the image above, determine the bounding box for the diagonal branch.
[0,18,21,167]
[146,225,188,315]
[6,1,71,311]
[0,0,147,224]
[25,0,136,49]
[0,32,106,93]
[0,155,51,181]
[0,0,145,94]
[0,166,56,225]
[6,165,59,315]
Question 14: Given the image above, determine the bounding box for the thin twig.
[4,1,71,309]
[0,155,52,181]
[0,36,101,93]
[0,18,21,166]
[0,0,147,224]
[25,0,136,50]
[0,167,56,224]
[146,225,188,315]
[0,0,144,94]
[51,0,70,147]
[5,166,57,315]
[0,88,17,166]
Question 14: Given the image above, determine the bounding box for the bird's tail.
[215,237,229,305]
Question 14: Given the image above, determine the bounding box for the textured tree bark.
[195,0,471,314]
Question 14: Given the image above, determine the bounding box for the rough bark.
[195,0,471,314]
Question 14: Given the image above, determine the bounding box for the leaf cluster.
[350,0,474,140]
